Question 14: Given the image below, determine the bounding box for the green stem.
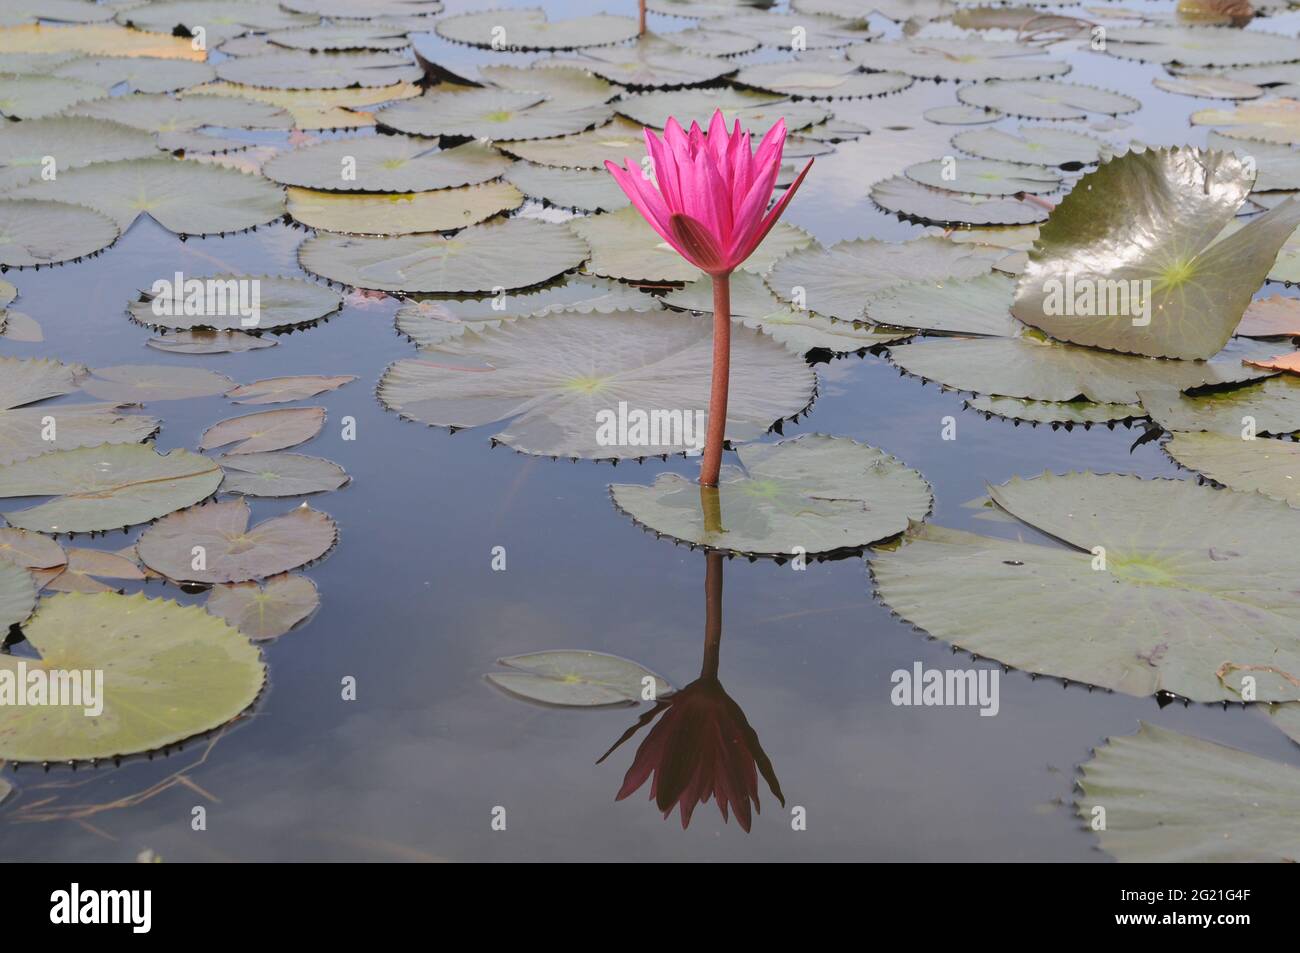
[700,271,731,487]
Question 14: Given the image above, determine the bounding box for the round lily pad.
[0,199,119,267]
[478,63,618,108]
[436,9,639,50]
[611,434,933,557]
[378,87,611,142]
[286,181,523,234]
[0,402,161,467]
[130,274,342,332]
[1192,99,1300,146]
[1103,25,1300,68]
[957,80,1141,121]
[614,87,829,130]
[1153,73,1262,100]
[486,650,674,707]
[115,0,319,44]
[0,559,37,629]
[215,50,422,90]
[377,309,815,460]
[69,92,293,136]
[52,55,217,93]
[0,116,160,191]
[792,0,955,21]
[148,331,277,354]
[496,116,650,169]
[0,591,265,763]
[263,136,510,192]
[664,27,758,57]
[965,395,1143,426]
[200,407,326,455]
[298,217,589,293]
[905,157,1061,196]
[81,365,234,402]
[137,498,337,584]
[847,37,1069,82]
[503,161,630,212]
[1238,294,1300,337]
[218,452,349,497]
[871,175,1049,226]
[226,375,354,404]
[576,36,737,88]
[923,105,1000,125]
[282,0,441,15]
[0,0,115,26]
[1140,375,1300,436]
[265,21,412,52]
[205,572,320,640]
[872,471,1300,702]
[863,272,1021,336]
[733,59,912,100]
[186,79,423,130]
[0,527,65,570]
[952,125,1102,167]
[0,74,106,119]
[0,443,223,534]
[1165,431,1300,506]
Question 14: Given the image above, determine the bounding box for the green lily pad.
[732,59,912,100]
[130,274,342,332]
[502,161,630,212]
[487,651,673,708]
[847,37,1069,82]
[965,395,1144,425]
[0,443,222,534]
[436,9,638,50]
[863,273,1022,336]
[1012,147,1300,360]
[137,498,337,584]
[0,591,264,763]
[0,116,160,191]
[286,181,523,235]
[1139,375,1300,436]
[957,80,1141,121]
[378,86,612,141]
[576,36,737,89]
[377,310,815,460]
[205,572,319,640]
[496,116,651,169]
[8,157,286,236]
[905,157,1061,196]
[81,365,234,402]
[215,50,422,90]
[952,125,1102,167]
[200,407,326,455]
[1104,25,1300,68]
[614,87,829,130]
[218,452,349,497]
[766,236,1004,320]
[52,55,216,93]
[871,471,1300,702]
[611,434,932,557]
[299,217,589,293]
[0,559,37,629]
[1076,723,1300,862]
[263,137,510,192]
[887,335,1279,402]
[0,74,105,119]
[0,526,64,570]
[0,199,119,268]
[871,175,1049,226]
[186,79,423,130]
[1165,430,1300,506]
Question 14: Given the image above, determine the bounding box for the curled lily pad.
[847,37,1069,82]
[905,158,1060,196]
[0,74,105,119]
[863,273,1022,336]
[298,218,589,293]
[205,573,319,640]
[130,275,342,332]
[0,559,37,629]
[377,310,815,460]
[215,50,422,90]
[871,175,1048,227]
[0,116,159,191]
[263,137,510,192]
[286,181,523,235]
[82,365,234,402]
[1077,723,1300,862]
[1103,25,1300,68]
[733,59,911,100]
[9,157,286,236]
[200,407,326,454]
[378,87,611,141]
[957,80,1141,121]
[1140,375,1300,436]
[611,434,933,558]
[1165,430,1300,506]
[0,199,119,267]
[218,452,349,497]
[887,335,1279,402]
[1012,148,1300,360]
[487,651,673,708]
[503,161,630,212]
[871,471,1300,702]
[965,395,1144,426]
[766,236,1004,320]
[137,498,337,584]
[0,443,222,534]
[226,375,355,404]
[952,125,1102,167]
[0,591,265,763]
[436,9,638,50]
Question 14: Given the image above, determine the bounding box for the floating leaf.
[1140,375,1300,436]
[0,0,114,27]
[115,0,318,45]
[1076,723,1300,862]
[905,157,1060,196]
[0,116,159,191]
[1248,350,1300,373]
[286,181,524,234]
[282,0,441,15]
[847,37,1069,82]
[1153,73,1262,100]
[378,86,610,141]
[188,79,423,130]
[1013,148,1300,360]
[218,452,349,497]
[0,443,222,534]
[0,199,119,267]
[0,402,161,467]
[265,21,412,52]
[615,87,829,130]
[965,395,1143,425]
[871,175,1048,226]
[137,498,336,584]
[1237,294,1300,337]
[497,116,651,169]
[215,50,422,90]
[377,310,815,460]
[734,59,911,100]
[663,26,758,57]
[52,55,216,93]
[0,23,206,60]
[576,35,736,88]
[43,548,145,594]
[1104,25,1300,67]
[1207,132,1300,193]
[0,356,84,410]
[957,80,1141,121]
[612,434,932,557]
[69,91,293,137]
[792,0,954,19]
[130,274,342,332]
[503,161,630,212]
[478,63,617,108]
[952,125,1102,167]
[226,375,355,405]
[263,137,509,192]
[924,104,1000,125]
[0,74,105,119]
[150,330,278,355]
[0,527,65,570]
[200,407,326,454]
[82,365,234,403]
[298,218,589,293]
[863,273,1022,336]
[487,651,673,707]
[1192,98,1300,145]
[0,591,264,762]
[0,558,36,629]
[205,572,319,639]
[1166,431,1300,505]
[436,9,638,50]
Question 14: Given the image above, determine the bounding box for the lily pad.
[871,471,1300,702]
[226,375,355,405]
[0,0,114,26]
[1237,294,1300,337]
[298,217,589,293]
[478,63,618,108]
[218,452,349,497]
[871,175,1049,226]
[663,27,758,57]
[137,498,337,584]
[957,80,1140,121]
[8,157,286,236]
[286,181,524,234]
[43,548,146,594]
[265,21,413,52]
[69,91,293,135]
[52,55,216,93]
[0,443,222,534]
[924,104,1000,125]
[486,651,673,707]
[965,395,1144,425]
[0,74,105,119]
[1153,73,1262,100]
[130,275,342,332]
[205,572,319,639]
[147,331,277,354]
[200,407,326,455]
[1076,723,1300,862]
[282,0,440,14]
[1104,25,1300,68]
[0,558,36,629]
[436,9,639,50]
[0,116,160,191]
[502,161,630,212]
[952,125,1102,167]
[1192,98,1300,146]
[847,38,1069,82]
[377,310,815,460]
[1206,132,1300,193]
[378,87,610,141]
[0,23,207,60]
[187,80,423,130]
[82,365,234,403]
[0,199,119,267]
[115,0,318,44]
[0,527,65,570]
[766,236,1004,320]
[905,157,1061,196]
[576,36,737,89]
[497,116,652,169]
[1012,148,1300,360]
[1139,375,1300,436]
[263,137,510,192]
[1165,430,1300,505]
[215,50,422,90]
[611,434,932,557]
[0,402,161,467]
[792,0,956,21]
[887,335,1280,402]
[615,87,829,130]
[0,591,263,762]
[863,273,1022,336]
[732,59,912,100]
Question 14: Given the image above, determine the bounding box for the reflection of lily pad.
[487,651,673,708]
[0,199,119,267]
[436,9,639,50]
[0,591,265,763]
[1139,375,1300,436]
[378,310,815,460]
[264,137,510,192]
[871,471,1300,702]
[378,87,612,141]
[1165,430,1300,505]
[205,573,320,640]
[957,80,1140,121]
[871,175,1048,226]
[611,434,932,557]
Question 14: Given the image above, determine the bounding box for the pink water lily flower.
[604,111,814,487]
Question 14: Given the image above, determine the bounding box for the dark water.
[3,0,1299,861]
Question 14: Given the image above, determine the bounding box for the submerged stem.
[700,272,731,487]
[701,551,724,679]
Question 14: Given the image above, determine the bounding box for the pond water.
[3,0,1299,861]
